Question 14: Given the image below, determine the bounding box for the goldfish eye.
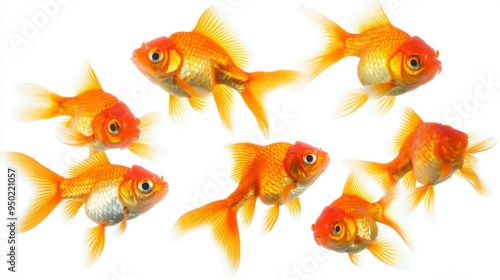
[108,119,121,135]
[407,54,422,70]
[303,154,317,165]
[331,222,342,236]
[148,49,164,64]
[138,179,153,193]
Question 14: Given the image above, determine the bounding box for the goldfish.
[312,171,411,268]
[174,141,329,269]
[15,62,160,159]
[347,107,496,215]
[302,3,442,117]
[131,7,301,137]
[3,151,168,266]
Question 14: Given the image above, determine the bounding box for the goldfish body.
[15,63,159,159]
[132,7,301,137]
[348,108,496,215]
[312,171,410,268]
[174,141,329,269]
[302,3,441,117]
[3,151,168,266]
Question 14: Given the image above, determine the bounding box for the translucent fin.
[457,161,489,196]
[117,208,128,236]
[377,187,413,250]
[367,239,408,269]
[128,111,164,160]
[401,170,416,189]
[174,76,205,99]
[174,200,240,270]
[212,85,235,131]
[391,107,422,154]
[242,70,302,137]
[240,196,257,226]
[264,204,280,234]
[56,126,93,147]
[354,1,392,33]
[345,160,395,192]
[67,150,110,177]
[349,253,363,266]
[342,170,377,202]
[364,82,394,100]
[63,199,84,221]
[336,91,368,118]
[300,6,351,81]
[227,142,261,182]
[374,96,396,116]
[407,184,435,218]
[466,134,497,155]
[75,61,103,95]
[287,197,301,220]
[187,95,208,113]
[14,83,64,121]
[3,152,63,232]
[168,94,187,121]
[193,6,248,69]
[86,224,106,268]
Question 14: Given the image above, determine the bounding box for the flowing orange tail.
[241,70,302,138]
[14,84,65,121]
[3,152,63,232]
[346,160,397,192]
[174,200,241,269]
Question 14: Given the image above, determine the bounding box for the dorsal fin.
[391,107,423,154]
[342,170,377,202]
[75,61,103,95]
[227,143,261,183]
[67,150,110,177]
[354,1,392,33]
[193,6,249,69]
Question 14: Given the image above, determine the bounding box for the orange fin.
[364,82,394,100]
[56,126,94,147]
[117,208,128,236]
[391,107,422,154]
[242,70,302,137]
[287,197,301,220]
[457,161,489,196]
[377,187,413,250]
[67,150,110,177]
[374,96,396,116]
[168,94,187,121]
[212,85,235,132]
[13,83,64,121]
[300,6,351,81]
[86,223,106,268]
[349,253,363,266]
[129,111,164,160]
[407,184,435,218]
[187,95,208,113]
[345,160,395,192]
[336,91,368,118]
[174,76,205,99]
[240,196,257,226]
[465,133,497,155]
[354,1,392,33]
[342,170,377,202]
[174,200,240,270]
[227,142,261,183]
[63,199,84,221]
[264,204,280,234]
[75,61,103,95]
[3,152,63,232]
[193,6,248,69]
[366,239,408,269]
[166,49,182,75]
[401,170,416,190]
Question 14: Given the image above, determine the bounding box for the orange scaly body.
[16,63,159,159]
[175,141,330,269]
[132,7,301,137]
[312,172,410,268]
[349,108,496,215]
[302,3,441,116]
[3,151,168,266]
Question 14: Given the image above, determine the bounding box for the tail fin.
[14,83,64,121]
[241,70,302,137]
[345,160,396,192]
[3,152,63,232]
[174,200,241,269]
[300,6,350,81]
[128,111,164,160]
[377,187,413,250]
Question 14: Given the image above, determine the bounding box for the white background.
[1,0,500,279]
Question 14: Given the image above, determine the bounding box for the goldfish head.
[284,141,330,186]
[390,36,442,91]
[436,125,468,166]
[92,102,141,150]
[131,36,183,84]
[118,165,169,214]
[311,206,357,252]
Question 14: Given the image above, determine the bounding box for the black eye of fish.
[331,223,342,236]
[303,154,317,165]
[139,180,153,193]
[152,52,160,61]
[149,49,164,64]
[407,54,422,70]
[108,120,120,135]
[410,59,418,67]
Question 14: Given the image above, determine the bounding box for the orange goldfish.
[131,7,301,137]
[348,108,496,215]
[312,171,410,268]
[3,151,168,266]
[302,3,442,117]
[15,63,159,159]
[174,141,329,269]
